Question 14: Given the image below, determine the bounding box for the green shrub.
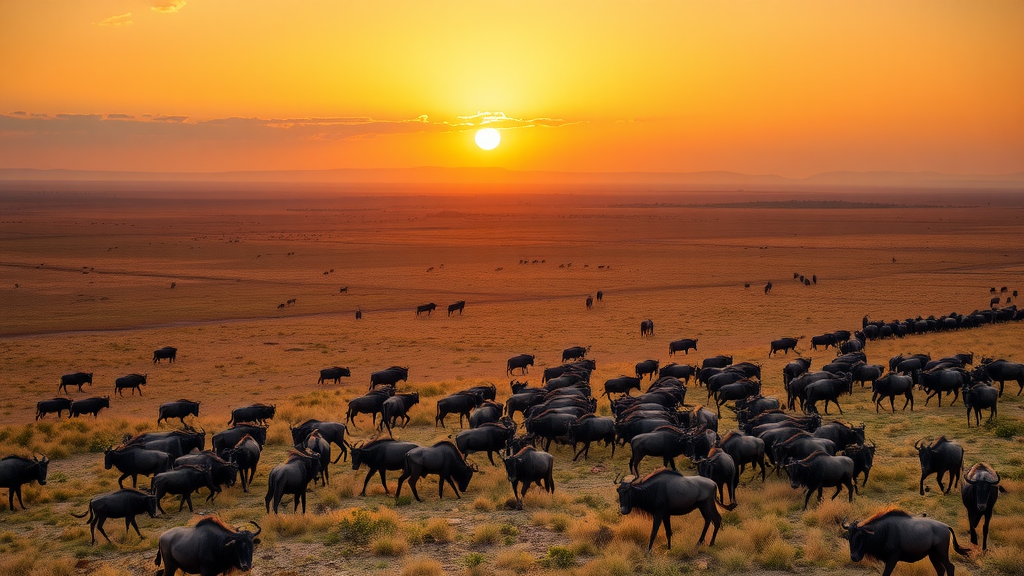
[540,546,576,568]
[464,553,485,568]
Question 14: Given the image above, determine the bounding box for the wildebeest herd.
[5,301,1023,576]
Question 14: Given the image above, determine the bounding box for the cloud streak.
[97,13,132,27]
[151,1,187,13]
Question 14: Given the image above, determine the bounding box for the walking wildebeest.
[416,303,437,316]
[104,445,172,489]
[961,463,1005,550]
[602,376,642,398]
[506,354,535,375]
[659,363,697,383]
[70,396,110,418]
[635,359,660,381]
[152,465,219,514]
[721,431,767,482]
[669,339,697,356]
[566,415,616,461]
[0,455,49,511]
[228,404,276,426]
[153,347,177,363]
[916,437,964,495]
[696,448,738,505]
[59,372,93,393]
[842,443,876,488]
[72,488,158,544]
[155,517,261,576]
[585,295,593,309]
[299,430,332,486]
[435,391,484,428]
[978,360,1024,396]
[212,424,267,455]
[115,373,147,396]
[175,451,239,498]
[785,451,855,510]
[158,400,200,426]
[769,337,799,357]
[289,420,350,463]
[395,441,476,502]
[782,358,811,385]
[616,468,736,550]
[562,346,589,362]
[841,509,970,576]
[504,446,555,508]
[264,450,322,514]
[225,435,261,493]
[871,373,915,413]
[351,439,420,496]
[36,397,73,420]
[317,366,351,385]
[640,319,654,337]
[764,281,772,294]
[963,383,998,427]
[370,366,409,388]
[447,300,465,316]
[346,387,395,427]
[381,392,420,437]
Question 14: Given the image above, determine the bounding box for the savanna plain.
[1,188,1023,576]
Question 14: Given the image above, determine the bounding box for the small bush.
[471,524,501,545]
[463,553,485,568]
[400,557,444,576]
[422,518,453,543]
[335,509,398,545]
[757,539,796,570]
[991,420,1024,439]
[494,549,534,573]
[540,546,576,568]
[370,535,408,556]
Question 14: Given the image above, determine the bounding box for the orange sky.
[1,1,1022,177]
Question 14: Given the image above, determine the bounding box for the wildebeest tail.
[70,506,92,520]
[155,548,162,566]
[716,499,738,511]
[947,526,972,556]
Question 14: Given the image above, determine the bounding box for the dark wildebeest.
[289,420,350,463]
[370,366,409,389]
[158,400,200,426]
[72,488,158,545]
[769,337,800,357]
[225,435,261,492]
[772,432,837,469]
[153,346,177,363]
[628,426,698,475]
[566,414,616,461]
[585,295,593,309]
[104,445,172,489]
[351,439,420,496]
[264,450,322,514]
[152,465,218,514]
[978,360,1024,396]
[456,419,517,465]
[602,376,642,398]
[0,455,49,511]
[468,400,503,429]
[721,431,767,482]
[782,358,811,385]
[764,281,772,294]
[963,383,998,427]
[126,429,207,465]
[785,451,855,510]
[810,334,837,351]
[701,355,733,370]
[36,397,73,420]
[212,424,268,455]
[228,404,276,426]
[562,346,589,362]
[714,379,761,416]
[59,372,93,393]
[659,363,697,383]
[435,392,484,428]
[346,387,395,427]
[916,436,964,495]
[381,392,420,436]
[640,319,654,337]
[812,421,865,451]
[616,468,736,550]
[596,290,603,301]
[852,364,885,388]
[416,303,437,316]
[696,448,738,505]
[804,375,853,415]
[842,443,876,488]
[841,509,970,576]
[299,430,331,486]
[174,452,239,498]
[961,463,1005,550]
[635,359,660,381]
[395,441,476,502]
[447,300,465,316]
[503,446,554,508]
[115,373,147,397]
[872,373,915,413]
[669,339,697,356]
[919,369,967,407]
[68,396,108,418]
[317,366,351,385]
[506,354,535,375]
[155,517,261,576]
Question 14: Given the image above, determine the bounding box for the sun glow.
[475,128,501,150]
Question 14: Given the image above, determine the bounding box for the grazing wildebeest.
[916,437,964,495]
[842,443,875,488]
[70,396,110,418]
[669,339,698,356]
[635,359,660,381]
[115,373,147,396]
[395,441,476,502]
[504,446,555,508]
[299,430,331,486]
[265,450,322,514]
[562,346,589,362]
[963,383,998,427]
[435,392,484,428]
[381,392,420,436]
[506,354,535,376]
[36,397,73,420]
[174,452,239,498]
[153,347,177,363]
[104,445,172,489]
[0,455,49,511]
[416,303,437,316]
[696,448,738,505]
[72,488,158,544]
[124,428,206,465]
[782,357,811,385]
[447,300,466,316]
[841,509,970,576]
[785,451,855,510]
[155,517,261,576]
[152,465,218,514]
[351,439,420,496]
[369,366,409,389]
[566,415,616,461]
[769,337,799,357]
[317,366,351,385]
[228,404,276,426]
[59,372,93,393]
[585,295,593,309]
[467,400,503,429]
[346,387,395,427]
[158,400,200,426]
[456,419,517,465]
[289,420,350,463]
[872,373,915,413]
[640,319,654,337]
[617,469,736,550]
[961,463,1005,550]
[225,435,261,493]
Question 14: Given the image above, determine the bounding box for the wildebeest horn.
[839,516,850,530]
[990,470,1001,484]
[249,521,262,537]
[914,438,923,449]
[612,473,623,484]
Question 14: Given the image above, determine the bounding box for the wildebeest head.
[349,442,365,471]
[784,460,805,490]
[142,493,159,518]
[103,448,117,470]
[454,461,477,493]
[965,464,1002,512]
[226,521,262,572]
[840,518,871,562]
[915,439,935,470]
[33,454,49,485]
[503,454,522,485]
[615,474,640,515]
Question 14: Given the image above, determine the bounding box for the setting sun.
[474,128,501,150]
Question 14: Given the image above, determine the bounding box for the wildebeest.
[416,303,437,315]
[104,445,172,489]
[0,455,49,511]
[381,392,420,436]
[963,383,998,427]
[603,375,642,399]
[228,404,276,426]
[158,400,200,426]
[812,421,865,451]
[562,346,589,362]
[872,373,915,413]
[713,379,761,416]
[659,363,697,383]
[300,430,331,486]
[115,373,147,396]
[155,516,261,576]
[852,364,885,388]
[782,357,811,385]
[447,300,466,316]
[810,334,837,351]
[842,443,875,488]
[317,366,351,385]
[506,354,535,375]
[919,369,967,407]
[566,414,616,461]
[596,290,603,301]
[395,441,476,502]
[370,366,409,388]
[769,337,799,357]
[785,451,855,510]
[289,420,350,463]
[153,346,177,363]
[961,463,1005,550]
[59,372,93,393]
[225,435,261,493]
[126,428,207,465]
[435,392,484,428]
[841,509,970,576]
[916,437,964,495]
[669,339,697,356]
[585,295,593,309]
[72,488,158,544]
[212,424,268,455]
[628,426,699,475]
[457,419,517,465]
[635,359,660,380]
[696,448,738,505]
[351,438,420,496]
[265,450,322,514]
[346,387,396,427]
[640,319,654,337]
[616,469,736,550]
[701,355,734,369]
[174,452,239,498]
[36,397,73,420]
[804,374,853,415]
[764,281,772,294]
[504,446,555,508]
[772,432,837,468]
[152,465,218,514]
[978,360,1024,396]
[721,431,767,482]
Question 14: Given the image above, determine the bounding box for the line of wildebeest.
[4,303,1023,576]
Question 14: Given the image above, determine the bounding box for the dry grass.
[400,557,444,576]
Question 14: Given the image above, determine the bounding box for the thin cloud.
[151,1,187,13]
[97,13,133,27]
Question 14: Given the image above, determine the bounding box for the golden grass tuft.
[986,545,1024,575]
[400,557,444,576]
[494,549,535,573]
[471,523,502,545]
[756,538,797,570]
[370,534,409,556]
[612,515,650,547]
[422,518,454,543]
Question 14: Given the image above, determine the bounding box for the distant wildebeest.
[351,439,420,496]
[506,354,535,376]
[317,366,351,385]
[370,366,409,389]
[36,397,73,420]
[764,281,772,294]
[228,404,276,426]
[72,488,158,545]
[340,286,348,293]
[70,396,111,418]
[963,382,998,427]
[447,300,466,316]
[436,392,485,428]
[346,387,395,427]
[151,465,219,514]
[840,509,970,576]
[355,309,362,319]
[265,450,322,514]
[104,445,172,489]
[416,303,437,316]
[785,451,855,510]
[155,517,262,576]
[810,333,837,350]
[596,290,603,301]
[989,296,1000,307]
[659,363,697,383]
[0,455,49,511]
[566,415,616,461]
[158,400,200,426]
[603,376,642,398]
[153,347,177,363]
[635,359,660,381]
[504,446,555,508]
[115,373,147,397]
[381,392,420,437]
[585,295,593,309]
[770,337,799,357]
[395,441,476,502]
[961,462,1005,550]
[640,319,654,337]
[562,346,589,362]
[669,338,697,356]
[916,436,964,495]
[59,372,93,393]
[616,469,736,550]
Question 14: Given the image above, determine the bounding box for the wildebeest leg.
[834,399,843,414]
[409,476,422,502]
[395,471,409,500]
[666,457,676,471]
[446,477,461,499]
[927,548,952,576]
[128,515,143,538]
[967,510,979,545]
[300,490,307,513]
[982,509,992,550]
[181,493,194,512]
[487,451,495,466]
[544,437,552,451]
[803,488,815,510]
[647,513,663,551]
[95,516,110,544]
[572,445,585,461]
